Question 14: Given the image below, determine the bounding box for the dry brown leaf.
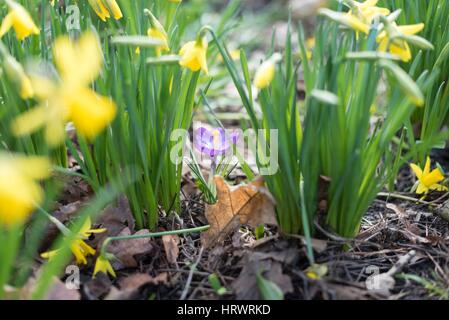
[162,235,180,264]
[202,176,277,248]
[108,228,154,268]
[119,272,168,290]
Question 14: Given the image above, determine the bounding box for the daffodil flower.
[0,0,40,40]
[88,0,123,21]
[0,153,50,227]
[41,217,106,265]
[179,37,208,74]
[254,53,282,90]
[346,0,390,26]
[93,254,116,278]
[410,157,447,195]
[377,23,425,62]
[144,9,170,56]
[12,32,117,146]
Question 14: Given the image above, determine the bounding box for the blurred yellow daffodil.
[346,0,390,27]
[179,37,208,74]
[0,153,50,227]
[377,23,424,62]
[2,53,34,99]
[410,157,447,195]
[0,0,40,40]
[41,217,106,265]
[12,32,117,146]
[93,254,116,278]
[254,53,282,90]
[88,0,123,21]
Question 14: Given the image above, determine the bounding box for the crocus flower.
[0,153,50,227]
[254,53,282,90]
[12,32,117,146]
[0,0,40,40]
[410,157,447,195]
[93,254,116,278]
[377,23,425,62]
[88,0,123,21]
[41,217,106,265]
[194,127,239,158]
[179,37,208,74]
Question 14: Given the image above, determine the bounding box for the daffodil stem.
[377,192,432,205]
[100,225,210,256]
[36,206,71,236]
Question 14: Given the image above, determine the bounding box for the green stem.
[100,225,210,256]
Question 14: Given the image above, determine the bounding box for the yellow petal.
[398,23,424,36]
[54,32,103,88]
[11,104,49,137]
[410,163,423,179]
[422,169,445,187]
[423,157,431,176]
[0,12,14,38]
[254,60,275,89]
[416,183,428,194]
[103,0,123,20]
[68,89,117,140]
[14,155,51,180]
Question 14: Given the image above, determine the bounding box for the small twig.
[180,246,204,300]
[377,192,432,205]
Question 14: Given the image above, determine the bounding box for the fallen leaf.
[94,195,135,246]
[202,176,277,248]
[119,273,168,290]
[232,252,293,300]
[162,235,180,264]
[108,228,154,268]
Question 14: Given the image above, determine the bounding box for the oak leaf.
[202,176,277,248]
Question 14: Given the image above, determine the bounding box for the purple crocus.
[193,127,239,158]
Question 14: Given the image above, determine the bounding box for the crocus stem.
[100,225,210,256]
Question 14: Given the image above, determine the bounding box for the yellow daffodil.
[42,239,96,265]
[2,54,34,99]
[0,0,40,40]
[254,53,282,90]
[12,32,117,146]
[41,217,106,265]
[305,37,315,60]
[319,8,370,34]
[179,37,208,74]
[377,23,425,62]
[304,263,328,280]
[144,9,170,56]
[0,153,50,227]
[346,0,390,26]
[93,255,116,278]
[88,0,123,21]
[410,157,447,195]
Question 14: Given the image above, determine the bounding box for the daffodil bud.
[2,54,34,99]
[144,9,170,55]
[254,53,282,90]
